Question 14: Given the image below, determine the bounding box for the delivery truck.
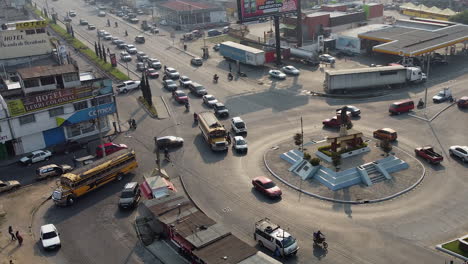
[324,65,426,93]
[219,41,265,66]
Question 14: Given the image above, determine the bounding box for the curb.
[160,96,171,118]
[436,243,468,261]
[30,194,52,240]
[178,174,205,215]
[263,137,426,204]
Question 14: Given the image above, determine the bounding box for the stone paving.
[264,135,425,202]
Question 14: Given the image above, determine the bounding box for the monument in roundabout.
[280,106,410,191]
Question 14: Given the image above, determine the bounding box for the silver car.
[203,94,218,107]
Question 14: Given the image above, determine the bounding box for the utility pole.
[274,16,281,65]
[296,0,303,47]
[94,94,106,157]
[301,116,304,152]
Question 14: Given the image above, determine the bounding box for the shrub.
[303,152,312,162]
[310,158,321,166]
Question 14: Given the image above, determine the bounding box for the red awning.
[140,181,153,199]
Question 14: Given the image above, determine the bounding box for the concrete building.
[0,19,54,66]
[141,193,281,264]
[0,62,116,157]
[157,0,227,30]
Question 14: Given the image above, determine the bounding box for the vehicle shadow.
[192,134,228,164]
[249,188,282,204]
[34,240,60,257]
[312,243,328,260]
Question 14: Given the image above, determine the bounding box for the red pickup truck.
[415,146,443,164]
[322,115,350,128]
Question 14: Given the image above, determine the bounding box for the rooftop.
[162,210,217,238]
[143,193,192,217]
[192,234,257,264]
[326,65,406,76]
[358,24,468,56]
[184,223,231,249]
[159,0,213,11]
[306,11,352,18]
[339,24,391,37]
[18,64,77,79]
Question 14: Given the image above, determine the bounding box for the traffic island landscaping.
[264,135,424,203]
[137,96,158,118]
[29,6,129,82]
[437,235,468,261]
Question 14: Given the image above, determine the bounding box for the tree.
[310,158,321,166]
[380,139,392,156]
[449,10,468,25]
[303,152,311,162]
[144,73,153,106]
[293,133,303,150]
[94,42,99,57]
[331,152,341,171]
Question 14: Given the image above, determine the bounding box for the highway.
[30,0,468,263]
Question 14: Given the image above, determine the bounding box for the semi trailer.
[219,41,265,66]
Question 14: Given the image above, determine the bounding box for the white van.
[254,218,298,257]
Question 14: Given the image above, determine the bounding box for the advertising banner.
[110,54,117,67]
[238,0,298,21]
[15,20,47,30]
[58,102,116,125]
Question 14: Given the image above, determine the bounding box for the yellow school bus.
[198,111,228,151]
[52,150,138,206]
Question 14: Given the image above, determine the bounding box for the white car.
[116,80,141,93]
[40,224,61,250]
[0,180,20,193]
[233,136,248,153]
[125,44,137,54]
[202,94,218,107]
[269,70,286,80]
[281,65,300,75]
[102,33,112,40]
[319,54,335,63]
[231,117,247,134]
[179,76,192,87]
[147,58,161,69]
[449,145,468,162]
[165,67,180,79]
[20,150,52,166]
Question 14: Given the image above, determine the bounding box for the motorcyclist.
[125,30,128,36]
[417,98,424,108]
[314,230,324,242]
[184,101,190,111]
[213,74,219,83]
[193,112,198,122]
[107,19,110,27]
[115,21,118,27]
[228,72,233,81]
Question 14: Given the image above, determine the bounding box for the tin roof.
[17,64,77,79]
[325,65,406,76]
[163,210,217,238]
[143,193,192,216]
[160,0,212,11]
[192,234,257,264]
[185,223,231,248]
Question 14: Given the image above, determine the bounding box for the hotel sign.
[15,20,47,30]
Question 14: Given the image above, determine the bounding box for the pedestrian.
[15,231,23,246]
[107,47,110,54]
[228,63,232,72]
[128,119,132,130]
[8,226,16,241]
[72,155,77,168]
[227,136,231,145]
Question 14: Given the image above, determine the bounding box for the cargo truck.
[219,41,265,66]
[324,65,426,93]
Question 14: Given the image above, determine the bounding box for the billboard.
[237,0,298,21]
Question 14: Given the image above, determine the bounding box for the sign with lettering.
[64,102,117,124]
[15,20,47,30]
[6,79,113,116]
[237,0,298,21]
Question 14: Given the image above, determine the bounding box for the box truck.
[219,41,265,66]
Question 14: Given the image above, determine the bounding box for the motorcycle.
[228,73,233,81]
[417,99,424,109]
[313,233,328,249]
[185,102,190,111]
[193,113,198,124]
[213,74,219,83]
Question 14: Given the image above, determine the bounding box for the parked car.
[415,146,443,164]
[36,164,73,180]
[179,76,192,87]
[20,150,52,166]
[449,145,468,162]
[97,30,106,37]
[233,136,248,154]
[214,102,229,118]
[458,96,468,109]
[40,224,61,250]
[433,88,453,103]
[165,67,180,79]
[163,80,178,91]
[156,136,184,148]
[188,82,207,96]
[150,27,159,34]
[120,51,132,62]
[136,62,146,71]
[252,176,282,198]
[319,54,335,63]
[146,68,159,79]
[389,100,414,115]
[129,18,139,24]
[118,182,141,209]
[147,58,161,69]
[0,180,20,193]
[125,44,137,54]
[213,43,220,51]
[68,10,76,17]
[269,70,286,80]
[172,90,188,103]
[207,29,222,37]
[336,105,361,117]
[136,52,148,62]
[114,39,124,46]
[231,116,247,134]
[202,94,218,107]
[52,140,84,154]
[102,33,112,41]
[373,128,397,142]
[79,19,88,25]
[95,143,128,158]
[111,37,121,44]
[87,24,96,30]
[190,57,203,66]
[135,35,145,44]
[117,42,127,49]
[281,65,300,75]
[116,80,141,93]
[98,11,106,17]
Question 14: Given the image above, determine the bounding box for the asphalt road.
[29,1,468,263]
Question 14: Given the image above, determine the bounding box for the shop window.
[40,76,55,85]
[91,95,112,106]
[25,29,35,35]
[19,114,36,125]
[36,28,46,34]
[63,73,79,82]
[23,78,40,88]
[65,116,108,138]
[73,101,88,111]
[49,107,64,117]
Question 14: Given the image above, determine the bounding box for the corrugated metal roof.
[185,223,231,248]
[17,64,77,79]
[193,234,257,264]
[326,65,406,76]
